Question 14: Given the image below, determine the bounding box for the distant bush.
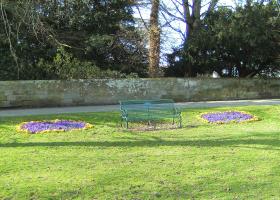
[36,48,138,79]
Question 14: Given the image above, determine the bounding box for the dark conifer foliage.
[0,0,148,80]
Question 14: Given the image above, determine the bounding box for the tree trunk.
[149,0,160,78]
[192,0,201,32]
[182,0,216,41]
[182,0,192,40]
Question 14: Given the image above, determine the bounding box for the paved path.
[0,99,279,117]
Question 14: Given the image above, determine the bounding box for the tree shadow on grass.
[1,132,280,150]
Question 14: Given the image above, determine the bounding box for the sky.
[133,0,236,64]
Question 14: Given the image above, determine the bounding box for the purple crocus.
[19,120,90,134]
[201,111,254,123]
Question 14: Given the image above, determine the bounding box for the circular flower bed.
[17,120,93,134]
[200,111,258,124]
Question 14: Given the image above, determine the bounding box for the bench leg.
[179,116,182,128]
[153,121,156,130]
[121,118,129,129]
[120,118,123,128]
[126,120,129,129]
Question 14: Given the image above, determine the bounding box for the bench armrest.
[120,107,128,118]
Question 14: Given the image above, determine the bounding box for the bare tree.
[135,0,219,77]
[160,0,219,41]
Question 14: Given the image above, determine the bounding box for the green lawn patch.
[0,105,280,199]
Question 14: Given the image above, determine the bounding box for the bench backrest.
[120,99,176,112]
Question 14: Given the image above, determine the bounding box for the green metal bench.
[119,99,182,128]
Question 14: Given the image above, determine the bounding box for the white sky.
[133,0,236,64]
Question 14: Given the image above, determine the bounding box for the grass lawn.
[0,105,280,199]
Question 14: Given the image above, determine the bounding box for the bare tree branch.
[160,10,186,40]
[160,3,186,22]
[135,4,149,30]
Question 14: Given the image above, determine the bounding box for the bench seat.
[119,99,182,128]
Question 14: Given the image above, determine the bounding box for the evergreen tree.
[0,0,148,80]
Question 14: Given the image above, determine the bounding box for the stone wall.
[0,78,279,108]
